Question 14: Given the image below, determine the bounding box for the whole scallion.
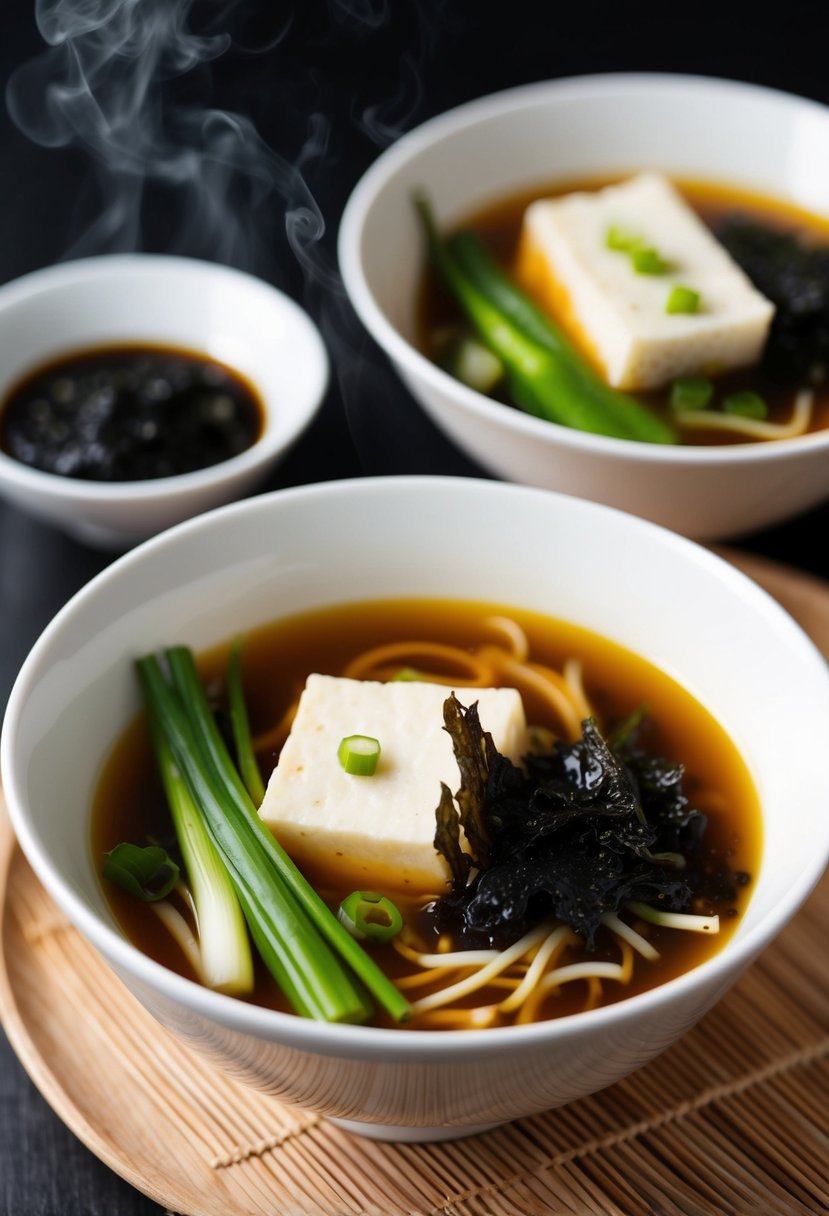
[147,720,254,994]
[416,194,677,445]
[143,646,411,1024]
[138,654,360,1021]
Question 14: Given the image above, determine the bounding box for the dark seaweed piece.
[434,780,471,887]
[714,216,829,382]
[434,694,733,950]
[0,347,263,482]
[442,695,493,867]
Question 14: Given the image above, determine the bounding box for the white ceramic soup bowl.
[0,254,328,548]
[3,476,829,1141]
[339,73,829,540]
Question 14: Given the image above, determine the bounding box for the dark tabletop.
[2,2,829,1213]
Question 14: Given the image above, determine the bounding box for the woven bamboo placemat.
[1,550,828,1216]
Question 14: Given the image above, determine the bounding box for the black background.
[2,1,829,1212]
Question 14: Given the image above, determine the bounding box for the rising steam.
[6,0,456,471]
[6,0,330,279]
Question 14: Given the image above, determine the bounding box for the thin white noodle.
[498,925,573,1012]
[562,658,593,722]
[151,900,203,978]
[420,1006,500,1029]
[341,641,491,685]
[627,901,720,933]
[394,940,501,968]
[395,966,466,991]
[674,388,813,440]
[407,922,553,1015]
[536,960,627,994]
[601,912,660,961]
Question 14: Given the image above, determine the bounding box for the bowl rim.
[0,253,330,502]
[4,474,829,1059]
[338,71,829,467]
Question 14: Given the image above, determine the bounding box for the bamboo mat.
[1,549,828,1216]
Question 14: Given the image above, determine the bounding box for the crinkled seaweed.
[434,694,736,950]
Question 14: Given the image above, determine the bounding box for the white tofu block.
[259,675,528,893]
[519,172,775,390]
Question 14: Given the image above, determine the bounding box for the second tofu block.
[517,173,775,391]
[259,675,528,893]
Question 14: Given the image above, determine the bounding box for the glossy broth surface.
[92,599,762,1026]
[418,176,829,444]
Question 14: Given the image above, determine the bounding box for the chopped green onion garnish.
[393,667,422,682]
[631,246,669,275]
[338,734,381,776]
[605,227,669,272]
[436,331,505,394]
[605,225,643,252]
[669,376,714,411]
[666,285,701,314]
[103,842,179,902]
[338,891,403,942]
[722,390,768,420]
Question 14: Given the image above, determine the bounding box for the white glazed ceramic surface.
[3,476,829,1140]
[339,74,829,540]
[0,255,328,547]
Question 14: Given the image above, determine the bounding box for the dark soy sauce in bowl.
[0,344,265,482]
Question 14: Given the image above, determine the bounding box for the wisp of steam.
[7,0,324,278]
[6,0,460,473]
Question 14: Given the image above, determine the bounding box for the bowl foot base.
[327,1116,503,1142]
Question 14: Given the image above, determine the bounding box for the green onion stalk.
[138,649,411,1025]
[148,722,255,995]
[415,194,678,445]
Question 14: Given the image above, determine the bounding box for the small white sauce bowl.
[339,73,829,539]
[3,475,829,1141]
[0,255,328,548]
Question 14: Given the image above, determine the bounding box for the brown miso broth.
[92,599,762,1028]
[417,176,829,444]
